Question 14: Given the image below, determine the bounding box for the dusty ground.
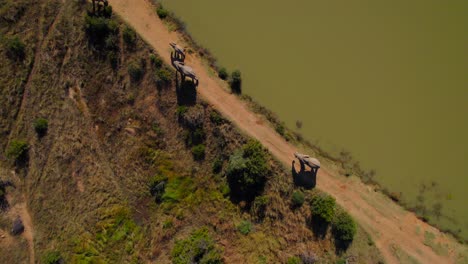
[107,0,467,263]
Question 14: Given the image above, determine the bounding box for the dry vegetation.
[0,0,384,263]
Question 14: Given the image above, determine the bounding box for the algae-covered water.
[160,0,468,240]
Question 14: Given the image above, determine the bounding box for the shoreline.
[152,1,466,245]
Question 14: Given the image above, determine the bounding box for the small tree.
[191,144,205,161]
[156,5,168,19]
[212,157,223,174]
[332,211,356,243]
[128,61,143,82]
[218,68,228,80]
[6,140,29,163]
[310,193,336,223]
[5,36,25,61]
[155,68,172,87]
[123,26,136,47]
[33,118,48,137]
[230,70,242,94]
[291,190,305,208]
[226,140,269,202]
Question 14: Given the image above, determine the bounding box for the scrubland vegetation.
[0,0,383,263]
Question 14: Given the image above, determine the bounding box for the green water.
[160,0,468,239]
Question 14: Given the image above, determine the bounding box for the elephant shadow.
[292,160,317,189]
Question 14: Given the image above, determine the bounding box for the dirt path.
[108,0,464,263]
[6,195,35,264]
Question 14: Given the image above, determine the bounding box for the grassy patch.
[171,227,223,264]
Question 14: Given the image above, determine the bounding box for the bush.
[287,256,302,264]
[107,51,118,69]
[102,5,113,18]
[149,174,168,203]
[42,251,62,264]
[218,68,228,80]
[226,140,269,202]
[171,228,222,264]
[6,140,28,162]
[291,190,305,208]
[155,68,172,86]
[191,144,205,161]
[251,195,269,221]
[230,70,242,94]
[310,193,336,223]
[156,5,168,19]
[237,220,252,235]
[176,105,188,117]
[123,26,136,47]
[5,36,25,60]
[104,34,119,50]
[84,15,118,45]
[212,157,223,174]
[209,111,224,125]
[150,54,163,68]
[332,211,356,242]
[33,118,48,137]
[128,61,143,82]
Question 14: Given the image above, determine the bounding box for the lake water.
[160,0,468,240]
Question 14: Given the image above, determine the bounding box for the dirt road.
[108,0,463,262]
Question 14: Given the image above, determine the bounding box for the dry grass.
[0,0,384,263]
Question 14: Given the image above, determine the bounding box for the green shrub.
[102,5,113,17]
[156,5,168,19]
[226,140,269,202]
[84,15,118,45]
[155,68,172,86]
[310,193,336,223]
[123,26,136,47]
[336,259,346,264]
[128,61,143,82]
[149,174,168,203]
[210,111,224,125]
[275,123,286,137]
[42,251,62,264]
[287,256,302,264]
[104,34,119,50]
[33,118,48,136]
[171,228,222,264]
[291,191,305,208]
[176,105,188,117]
[237,220,252,235]
[230,70,242,94]
[6,140,28,162]
[218,68,228,80]
[251,195,269,221]
[220,183,230,197]
[107,51,118,69]
[150,54,163,68]
[212,157,223,173]
[5,36,25,60]
[332,211,356,242]
[191,144,205,161]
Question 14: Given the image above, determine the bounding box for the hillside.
[0,0,382,263]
